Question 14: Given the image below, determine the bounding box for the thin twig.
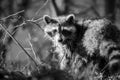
[28,34,36,59]
[91,6,100,17]
[74,6,92,15]
[0,10,25,21]
[31,0,49,20]
[3,32,7,44]
[15,48,32,59]
[101,62,109,73]
[28,33,42,65]
[91,0,100,17]
[13,17,44,32]
[26,20,44,32]
[30,17,43,23]
[0,23,38,67]
[21,62,30,72]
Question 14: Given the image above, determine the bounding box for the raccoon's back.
[80,18,120,76]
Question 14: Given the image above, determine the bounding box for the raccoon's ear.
[43,15,52,24]
[43,15,58,24]
[66,14,75,23]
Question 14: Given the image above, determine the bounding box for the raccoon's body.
[43,14,120,78]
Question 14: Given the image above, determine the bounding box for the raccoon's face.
[43,14,76,44]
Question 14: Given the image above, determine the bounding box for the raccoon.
[43,14,87,71]
[43,14,120,77]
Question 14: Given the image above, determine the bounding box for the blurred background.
[0,0,120,74]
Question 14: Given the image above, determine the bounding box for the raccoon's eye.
[53,29,57,33]
[47,32,52,36]
[47,30,57,37]
[62,30,72,36]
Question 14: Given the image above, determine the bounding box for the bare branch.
[32,0,49,20]
[15,48,32,60]
[0,23,38,67]
[0,10,25,21]
[91,6,100,17]
[91,0,100,17]
[26,19,44,32]
[28,33,43,65]
[75,6,92,15]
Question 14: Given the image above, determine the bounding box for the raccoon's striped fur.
[43,14,120,78]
